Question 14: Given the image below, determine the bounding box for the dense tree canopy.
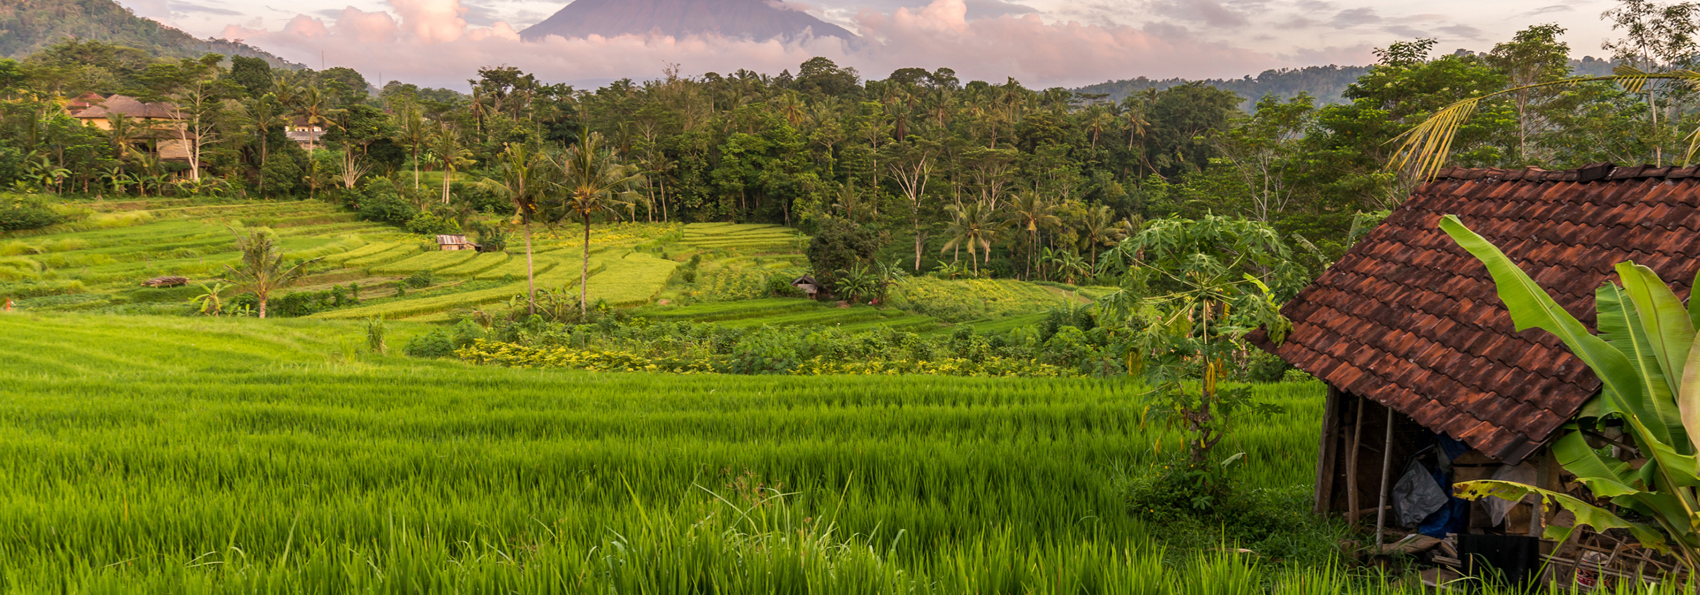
[0,12,1687,283]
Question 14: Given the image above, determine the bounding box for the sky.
[114,0,1625,90]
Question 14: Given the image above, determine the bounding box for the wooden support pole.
[1347,395,1365,524]
[1313,385,1343,515]
[1375,405,1395,548]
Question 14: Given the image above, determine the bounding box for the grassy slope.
[5,201,1113,332]
[0,313,1349,592]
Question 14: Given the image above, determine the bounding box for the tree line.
[0,3,1694,284]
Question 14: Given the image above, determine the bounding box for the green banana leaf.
[1552,431,1639,496]
[1455,479,1669,552]
[1619,262,1695,399]
[1684,332,1700,455]
[1597,281,1683,447]
[1591,282,1672,442]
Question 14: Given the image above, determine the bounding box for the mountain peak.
[519,0,855,43]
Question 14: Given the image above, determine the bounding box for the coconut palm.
[291,86,334,153]
[428,124,474,205]
[1078,204,1120,267]
[241,95,289,197]
[487,143,553,315]
[556,130,644,315]
[1006,191,1060,280]
[394,104,430,190]
[223,228,318,319]
[939,202,998,275]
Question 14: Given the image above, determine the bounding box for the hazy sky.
[114,0,1626,89]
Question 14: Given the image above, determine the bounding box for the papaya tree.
[1441,215,1700,573]
[1096,215,1298,464]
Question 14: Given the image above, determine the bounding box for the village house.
[67,94,195,163]
[1252,162,1700,587]
[285,116,326,150]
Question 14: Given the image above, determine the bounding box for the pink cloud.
[225,0,1279,89]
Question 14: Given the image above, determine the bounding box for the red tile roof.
[1250,163,1700,463]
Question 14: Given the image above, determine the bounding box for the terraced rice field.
[0,313,1370,593]
[682,222,806,251]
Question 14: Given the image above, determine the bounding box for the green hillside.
[0,0,298,66]
[0,194,1106,333]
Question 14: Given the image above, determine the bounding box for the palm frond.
[1388,72,1696,180]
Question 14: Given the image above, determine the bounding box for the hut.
[436,235,479,252]
[791,274,823,299]
[1251,163,1700,584]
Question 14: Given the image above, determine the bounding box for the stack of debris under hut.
[1251,163,1700,589]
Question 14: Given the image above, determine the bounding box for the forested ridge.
[0,0,297,67]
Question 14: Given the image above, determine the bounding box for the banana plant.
[1439,215,1700,573]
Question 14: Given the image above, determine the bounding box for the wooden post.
[1347,395,1365,524]
[1313,385,1343,515]
[1375,405,1395,547]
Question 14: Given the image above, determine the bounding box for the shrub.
[805,219,877,292]
[358,180,418,225]
[452,319,486,350]
[0,195,65,231]
[404,329,455,358]
[404,270,434,288]
[406,211,461,235]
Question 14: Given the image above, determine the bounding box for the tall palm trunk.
[258,291,269,319]
[580,215,592,316]
[524,218,536,315]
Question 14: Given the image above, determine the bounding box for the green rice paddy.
[0,313,1347,593]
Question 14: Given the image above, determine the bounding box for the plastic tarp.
[1392,459,1449,527]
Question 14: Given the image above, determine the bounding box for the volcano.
[519,0,855,42]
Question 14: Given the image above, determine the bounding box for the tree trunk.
[913,220,922,272]
[258,290,268,319]
[442,171,452,205]
[524,218,536,315]
[580,215,592,316]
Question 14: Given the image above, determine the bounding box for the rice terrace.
[12,0,1700,591]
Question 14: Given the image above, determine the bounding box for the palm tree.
[1078,204,1120,267]
[557,130,644,315]
[940,202,998,275]
[428,124,473,205]
[1006,191,1060,280]
[1082,104,1116,150]
[242,95,290,197]
[395,104,430,191]
[490,143,552,315]
[223,228,318,319]
[292,86,334,153]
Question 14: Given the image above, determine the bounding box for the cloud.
[1522,4,1571,16]
[172,2,242,16]
[1149,0,1250,28]
[222,0,1280,88]
[1329,7,1377,26]
[962,0,1037,20]
[1435,24,1484,40]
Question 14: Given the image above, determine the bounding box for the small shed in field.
[436,235,479,251]
[1250,163,1700,582]
[791,274,822,298]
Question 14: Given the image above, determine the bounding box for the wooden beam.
[1375,405,1395,547]
[1313,385,1343,515]
[1347,394,1365,524]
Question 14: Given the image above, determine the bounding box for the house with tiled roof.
[1252,162,1699,581]
[68,94,196,163]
